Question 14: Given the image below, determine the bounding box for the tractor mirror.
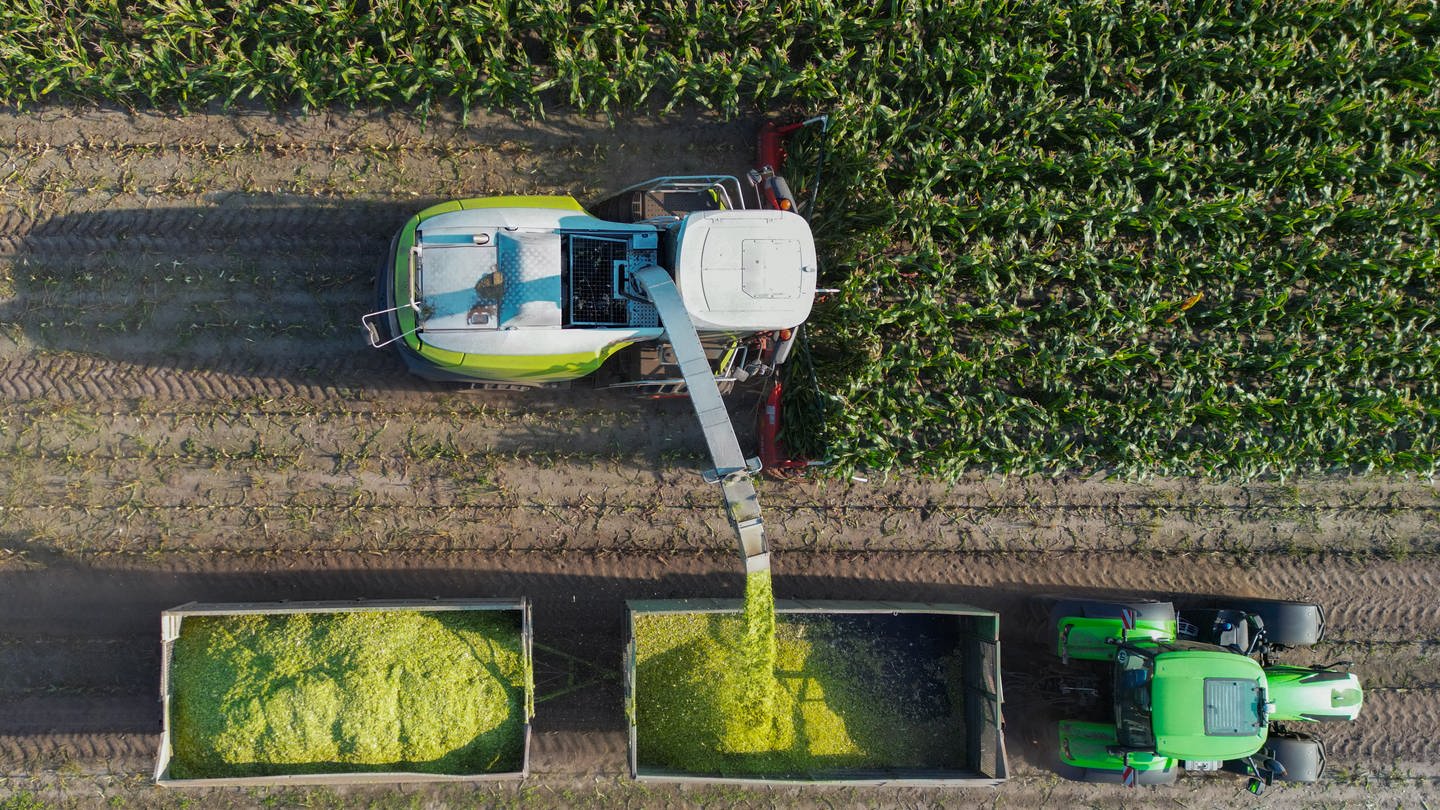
[1121,765,1138,787]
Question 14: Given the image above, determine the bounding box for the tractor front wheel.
[1265,733,1327,783]
[1223,733,1326,783]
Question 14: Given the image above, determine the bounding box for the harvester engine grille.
[565,235,659,327]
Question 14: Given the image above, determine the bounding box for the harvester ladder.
[632,265,770,573]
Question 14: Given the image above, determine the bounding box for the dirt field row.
[2,399,1434,556]
[2,109,1438,807]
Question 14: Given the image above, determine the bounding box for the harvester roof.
[409,204,661,358]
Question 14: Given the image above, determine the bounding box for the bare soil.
[1,108,1437,808]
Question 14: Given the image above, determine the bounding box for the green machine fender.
[1054,615,1176,662]
[1056,721,1178,784]
[1265,666,1364,723]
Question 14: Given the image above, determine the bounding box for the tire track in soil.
[0,352,744,411]
[0,732,157,774]
[0,205,403,240]
[1,205,434,400]
[3,554,1438,641]
[0,637,155,694]
[8,505,1431,559]
[0,697,157,737]
[5,436,1435,559]
[1326,689,1440,766]
[786,553,1440,643]
[0,204,408,259]
[0,355,416,401]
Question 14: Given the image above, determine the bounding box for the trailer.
[623,599,1007,786]
[155,598,533,787]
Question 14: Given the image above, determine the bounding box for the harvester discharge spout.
[632,264,770,573]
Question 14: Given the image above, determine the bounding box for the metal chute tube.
[632,264,770,572]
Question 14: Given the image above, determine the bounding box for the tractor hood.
[672,209,817,331]
[1151,650,1268,761]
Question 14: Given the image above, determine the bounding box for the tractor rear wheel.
[1046,596,1176,642]
[1212,599,1325,648]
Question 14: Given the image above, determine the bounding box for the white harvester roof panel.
[417,231,562,334]
[674,209,817,332]
[411,206,662,356]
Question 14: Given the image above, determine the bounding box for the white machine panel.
[673,209,817,332]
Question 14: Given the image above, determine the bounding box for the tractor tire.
[1265,734,1327,783]
[1213,599,1325,647]
[1047,597,1176,642]
[1055,760,1179,785]
[458,381,552,392]
[1227,733,1326,783]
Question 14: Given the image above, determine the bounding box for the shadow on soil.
[1,198,549,390]
[0,557,1169,777]
[2,106,766,400]
[2,197,763,454]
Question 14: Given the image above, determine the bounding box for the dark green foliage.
[786,1,1440,477]
[5,0,1436,476]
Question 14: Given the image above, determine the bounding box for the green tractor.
[1050,596,1362,793]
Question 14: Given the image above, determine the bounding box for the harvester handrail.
[611,175,749,211]
[361,246,423,348]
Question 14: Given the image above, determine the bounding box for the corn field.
[2,0,1436,477]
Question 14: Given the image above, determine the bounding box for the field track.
[2,110,1438,806]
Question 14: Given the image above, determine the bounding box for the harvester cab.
[1049,596,1362,792]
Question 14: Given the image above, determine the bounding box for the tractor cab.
[1118,641,1271,762]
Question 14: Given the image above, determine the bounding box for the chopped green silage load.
[168,609,528,779]
[633,606,968,777]
[732,570,779,754]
